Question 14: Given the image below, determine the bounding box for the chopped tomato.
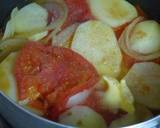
[62,0,94,28]
[14,42,99,118]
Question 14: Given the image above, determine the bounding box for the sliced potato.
[13,3,48,33]
[59,105,107,128]
[102,76,121,112]
[71,20,122,78]
[129,20,160,54]
[109,104,153,128]
[2,20,15,40]
[0,53,18,101]
[2,8,18,40]
[119,80,135,114]
[87,0,137,28]
[124,62,160,109]
[102,76,135,113]
[3,3,48,39]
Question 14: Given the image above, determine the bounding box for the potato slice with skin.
[124,62,160,109]
[87,0,137,28]
[109,104,153,128]
[59,105,107,128]
[71,20,122,78]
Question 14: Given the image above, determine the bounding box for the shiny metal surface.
[0,92,73,128]
[0,92,160,128]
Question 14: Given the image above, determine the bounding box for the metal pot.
[0,0,160,128]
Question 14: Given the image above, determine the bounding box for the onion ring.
[119,17,160,61]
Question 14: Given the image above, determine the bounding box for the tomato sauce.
[14,42,99,119]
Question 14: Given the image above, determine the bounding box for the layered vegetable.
[0,0,160,128]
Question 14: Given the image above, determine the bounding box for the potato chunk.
[71,20,122,78]
[124,62,160,109]
[87,0,137,28]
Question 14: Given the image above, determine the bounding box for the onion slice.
[52,23,79,46]
[45,0,68,30]
[66,89,91,108]
[42,0,68,43]
[119,17,160,61]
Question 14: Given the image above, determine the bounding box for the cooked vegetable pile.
[0,0,160,128]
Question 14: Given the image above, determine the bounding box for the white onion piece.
[52,23,79,46]
[29,31,48,41]
[45,0,68,30]
[119,17,160,61]
[66,90,91,108]
[59,106,107,128]
[124,62,160,109]
[41,0,68,43]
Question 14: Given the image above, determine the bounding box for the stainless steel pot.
[0,92,160,128]
[0,0,160,128]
